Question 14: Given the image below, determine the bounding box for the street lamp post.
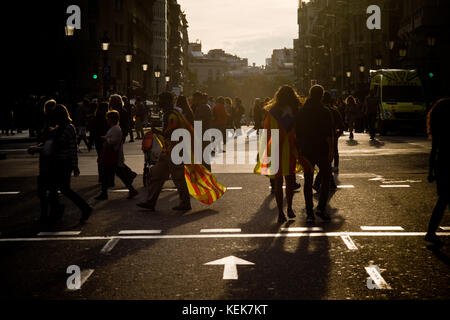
[165,73,170,92]
[125,51,133,98]
[154,65,161,97]
[142,63,148,100]
[101,33,110,101]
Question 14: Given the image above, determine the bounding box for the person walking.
[137,92,192,212]
[255,85,301,223]
[296,84,334,222]
[176,95,194,126]
[425,98,450,246]
[135,97,147,140]
[94,109,138,201]
[27,99,64,223]
[313,91,344,191]
[52,104,92,223]
[87,102,110,183]
[75,99,91,152]
[345,95,358,140]
[364,90,380,140]
[212,96,228,151]
[111,95,131,143]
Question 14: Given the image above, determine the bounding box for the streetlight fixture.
[142,63,149,99]
[125,51,133,97]
[426,35,436,47]
[165,73,171,91]
[154,65,161,97]
[346,71,351,78]
[388,40,395,50]
[375,55,382,68]
[359,62,365,73]
[65,26,75,37]
[101,33,111,100]
[399,46,407,58]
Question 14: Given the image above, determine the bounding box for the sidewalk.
[0,130,37,145]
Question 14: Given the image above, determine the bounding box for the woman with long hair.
[425,98,450,246]
[255,85,302,223]
[176,95,194,126]
[53,104,92,223]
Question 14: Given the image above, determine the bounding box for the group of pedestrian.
[255,84,342,223]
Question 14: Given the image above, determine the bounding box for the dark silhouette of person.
[364,89,380,140]
[52,104,92,223]
[425,97,450,246]
[296,84,334,222]
[87,102,110,183]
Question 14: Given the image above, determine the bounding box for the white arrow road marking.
[200,229,241,233]
[118,230,162,235]
[38,231,81,236]
[205,256,254,280]
[360,226,404,231]
[0,191,20,195]
[340,234,358,250]
[365,265,392,290]
[100,238,120,254]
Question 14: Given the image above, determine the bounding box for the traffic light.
[428,72,434,78]
[92,74,98,80]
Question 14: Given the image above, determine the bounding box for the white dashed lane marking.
[0,191,20,195]
[200,228,241,233]
[38,231,81,236]
[337,185,354,188]
[439,226,450,231]
[360,226,404,231]
[118,230,162,235]
[379,185,410,188]
[280,227,323,232]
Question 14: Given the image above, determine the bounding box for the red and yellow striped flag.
[184,164,227,204]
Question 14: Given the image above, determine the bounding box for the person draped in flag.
[254,85,302,223]
[137,92,226,212]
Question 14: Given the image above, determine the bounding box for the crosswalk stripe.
[337,185,354,188]
[0,191,20,195]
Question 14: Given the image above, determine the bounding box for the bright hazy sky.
[177,0,300,67]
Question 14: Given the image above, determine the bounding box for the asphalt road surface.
[0,128,449,300]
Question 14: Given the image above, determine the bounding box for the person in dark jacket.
[110,94,130,143]
[53,104,92,223]
[87,102,110,183]
[296,85,334,222]
[425,98,450,247]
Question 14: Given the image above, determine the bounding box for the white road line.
[38,231,81,236]
[0,191,20,195]
[337,185,354,188]
[360,226,404,231]
[280,227,323,232]
[162,188,177,191]
[379,185,410,188]
[200,228,241,233]
[226,187,243,190]
[110,189,130,192]
[118,230,162,235]
[439,226,450,231]
[100,238,120,254]
[365,265,392,290]
[340,234,358,250]
[2,232,449,242]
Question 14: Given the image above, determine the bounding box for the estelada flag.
[184,164,227,205]
[165,109,227,204]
